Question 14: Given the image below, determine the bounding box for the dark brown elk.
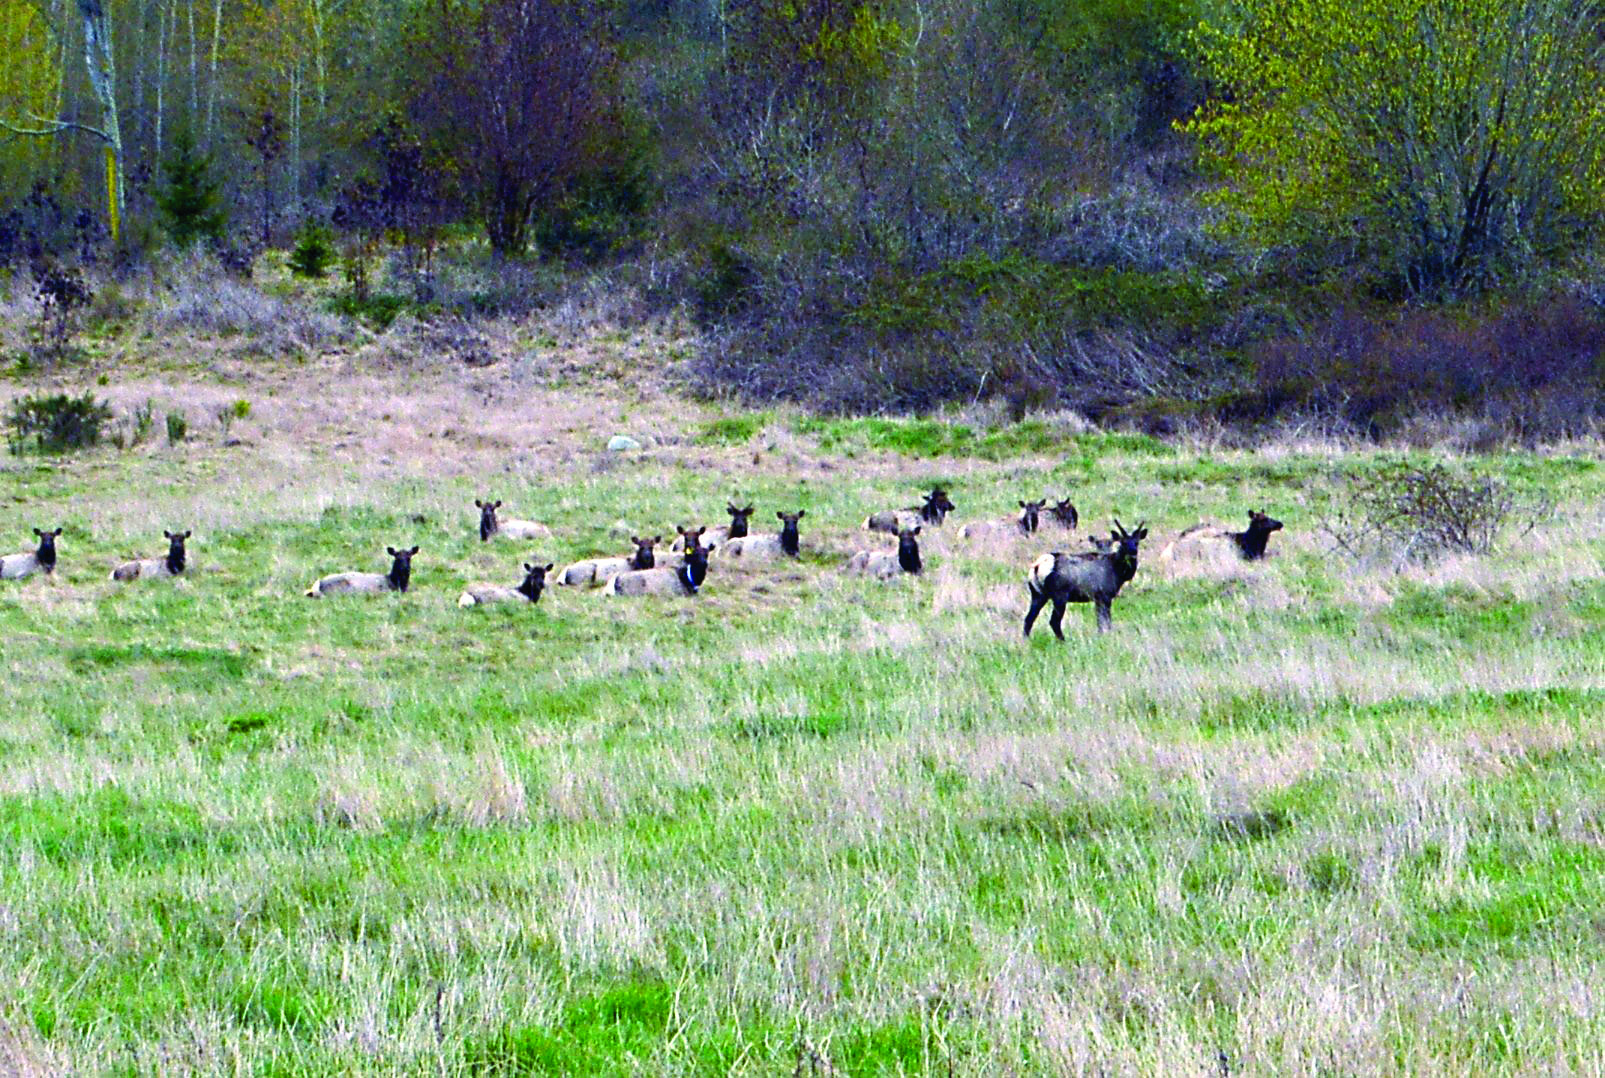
[1,527,62,580]
[459,561,554,606]
[306,545,418,597]
[865,488,954,534]
[1023,520,1147,636]
[554,536,659,587]
[111,529,190,581]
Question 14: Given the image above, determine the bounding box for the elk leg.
[1023,588,1049,637]
[1048,598,1067,640]
[1095,598,1112,632]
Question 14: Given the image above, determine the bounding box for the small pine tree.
[287,223,335,278]
[156,130,226,248]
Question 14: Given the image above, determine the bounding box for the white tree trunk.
[188,0,197,125]
[78,0,125,226]
[290,63,301,218]
[155,0,168,158]
[205,0,220,142]
[310,0,327,114]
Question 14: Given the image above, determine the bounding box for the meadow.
[2,327,1604,1074]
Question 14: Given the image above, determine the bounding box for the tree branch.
[0,113,110,143]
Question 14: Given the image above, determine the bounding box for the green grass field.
[2,340,1604,1074]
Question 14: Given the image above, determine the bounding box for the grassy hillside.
[2,336,1604,1073]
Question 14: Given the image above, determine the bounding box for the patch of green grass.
[792,415,1173,461]
[465,980,676,1073]
[696,412,771,445]
[1411,843,1605,953]
[3,392,1604,1073]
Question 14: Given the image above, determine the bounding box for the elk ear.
[183,530,192,539]
[409,546,419,555]
[744,505,754,514]
[543,563,554,572]
[693,526,706,536]
[495,501,502,508]
[727,502,738,513]
[387,547,398,556]
[475,499,484,508]
[797,509,806,517]
[164,530,174,539]
[912,526,921,535]
[524,563,533,572]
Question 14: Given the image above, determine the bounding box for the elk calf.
[112,530,191,581]
[1024,520,1147,636]
[306,546,418,597]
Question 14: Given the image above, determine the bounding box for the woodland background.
[5,0,1605,440]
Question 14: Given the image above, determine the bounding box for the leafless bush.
[140,256,350,355]
[1323,463,1550,564]
[420,318,495,367]
[1048,181,1230,274]
[31,262,93,364]
[1245,298,1605,441]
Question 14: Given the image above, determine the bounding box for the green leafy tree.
[1187,0,1605,294]
[155,128,226,248]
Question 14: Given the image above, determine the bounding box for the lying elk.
[306,545,418,597]
[720,511,804,559]
[701,503,756,552]
[608,525,709,596]
[475,499,549,542]
[553,536,658,587]
[865,488,954,534]
[111,530,190,581]
[1023,519,1148,636]
[848,526,922,579]
[459,562,553,606]
[961,499,1045,541]
[1157,509,1284,567]
[0,527,61,580]
[1047,498,1079,531]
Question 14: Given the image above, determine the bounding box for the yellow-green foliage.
[0,2,61,196]
[1185,0,1605,292]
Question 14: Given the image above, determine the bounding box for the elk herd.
[1,488,1284,636]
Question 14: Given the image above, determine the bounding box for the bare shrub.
[1048,180,1230,274]
[31,261,93,363]
[1324,462,1550,564]
[1244,298,1605,441]
[140,255,350,355]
